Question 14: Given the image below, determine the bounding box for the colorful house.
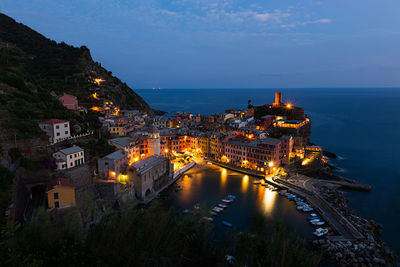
[58,93,78,110]
[46,178,76,210]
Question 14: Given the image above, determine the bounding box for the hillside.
[0,13,150,139]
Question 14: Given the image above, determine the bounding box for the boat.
[222,221,233,227]
[310,213,318,217]
[302,207,314,212]
[202,216,214,222]
[212,207,223,212]
[313,228,328,237]
[309,219,320,223]
[207,162,212,165]
[314,221,325,226]
[279,190,287,195]
[226,195,236,200]
[253,181,261,184]
[218,204,228,208]
[183,209,189,214]
[194,204,200,210]
[308,216,319,220]
[222,199,233,203]
[209,211,218,216]
[297,206,306,210]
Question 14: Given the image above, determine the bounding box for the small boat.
[222,199,233,203]
[212,207,223,212]
[309,219,320,223]
[209,211,218,216]
[302,207,314,212]
[253,181,261,184]
[183,209,189,214]
[308,216,319,220]
[207,162,212,165]
[218,204,228,208]
[297,206,306,210]
[310,213,318,217]
[226,195,236,199]
[279,190,287,195]
[314,221,325,226]
[194,204,200,210]
[222,221,233,227]
[313,228,328,237]
[202,216,214,222]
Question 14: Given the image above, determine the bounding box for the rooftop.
[46,178,74,191]
[109,137,133,148]
[131,155,166,174]
[103,149,126,161]
[39,119,68,125]
[58,145,83,155]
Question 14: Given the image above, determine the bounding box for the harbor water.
[137,88,400,254]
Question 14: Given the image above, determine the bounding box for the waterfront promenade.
[207,159,362,240]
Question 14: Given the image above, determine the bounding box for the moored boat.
[222,221,233,227]
[313,228,328,237]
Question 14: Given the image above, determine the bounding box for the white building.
[53,146,85,170]
[39,119,71,143]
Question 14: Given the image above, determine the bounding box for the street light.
[268,161,274,167]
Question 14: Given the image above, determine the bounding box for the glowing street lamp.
[286,103,292,109]
[268,161,274,167]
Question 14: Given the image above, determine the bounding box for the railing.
[49,131,94,146]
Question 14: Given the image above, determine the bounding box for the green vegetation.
[0,13,150,138]
[0,201,320,266]
[0,165,13,225]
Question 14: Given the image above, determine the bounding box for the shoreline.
[203,158,396,265]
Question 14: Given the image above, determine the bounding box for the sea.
[136,88,400,255]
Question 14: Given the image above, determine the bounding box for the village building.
[46,178,76,210]
[98,149,129,180]
[58,93,78,110]
[129,155,173,199]
[39,119,71,143]
[53,145,85,170]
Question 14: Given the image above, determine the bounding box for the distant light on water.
[241,175,249,193]
[261,189,277,215]
[220,168,227,190]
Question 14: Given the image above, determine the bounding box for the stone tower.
[148,126,160,156]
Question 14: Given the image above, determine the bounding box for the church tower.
[148,126,160,156]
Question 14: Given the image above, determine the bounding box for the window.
[65,131,68,134]
[70,155,72,159]
[56,133,60,136]
[64,124,68,127]
[56,125,59,129]
[55,201,59,208]
[54,193,59,200]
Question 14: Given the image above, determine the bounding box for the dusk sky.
[2,0,400,89]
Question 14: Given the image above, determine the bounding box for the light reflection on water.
[167,163,315,240]
[241,175,249,194]
[261,188,277,216]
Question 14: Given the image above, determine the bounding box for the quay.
[137,161,196,205]
[207,159,363,241]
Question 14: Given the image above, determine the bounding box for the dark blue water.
[163,164,315,241]
[137,88,400,254]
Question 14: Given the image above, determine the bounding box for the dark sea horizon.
[136,88,400,255]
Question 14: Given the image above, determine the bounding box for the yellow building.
[108,126,127,136]
[46,178,76,210]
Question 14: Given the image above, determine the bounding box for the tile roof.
[39,119,68,125]
[103,150,126,161]
[58,146,83,155]
[46,178,74,191]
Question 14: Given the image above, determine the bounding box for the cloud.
[281,18,332,28]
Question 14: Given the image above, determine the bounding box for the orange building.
[46,178,76,210]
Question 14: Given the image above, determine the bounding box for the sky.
[1,0,400,89]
